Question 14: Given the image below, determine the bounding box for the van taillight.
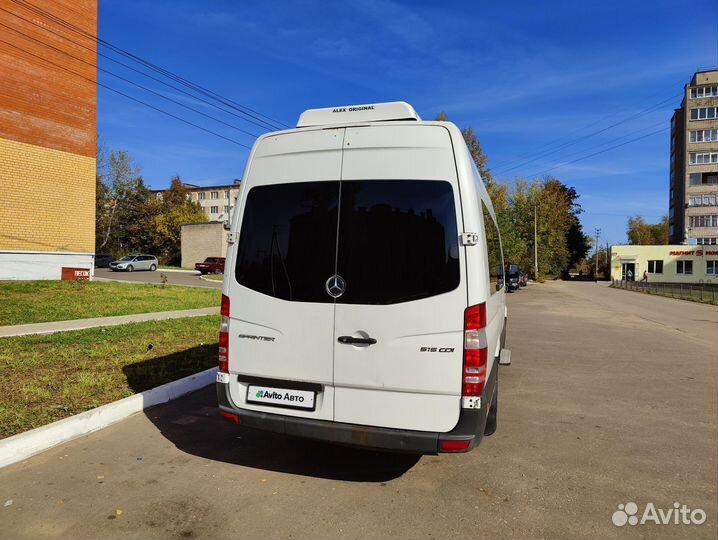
[462,303,487,398]
[219,294,230,373]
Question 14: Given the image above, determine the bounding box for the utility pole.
[594,228,601,281]
[533,204,538,279]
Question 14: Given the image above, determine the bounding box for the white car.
[216,102,509,453]
[109,254,158,272]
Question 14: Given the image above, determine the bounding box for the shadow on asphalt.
[144,385,421,482]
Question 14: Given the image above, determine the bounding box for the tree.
[435,112,493,183]
[95,148,146,252]
[627,215,668,245]
[151,176,207,265]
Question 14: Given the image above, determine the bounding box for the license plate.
[247,385,315,410]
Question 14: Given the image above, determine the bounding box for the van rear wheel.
[484,377,498,436]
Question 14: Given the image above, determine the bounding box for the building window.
[224,191,230,199]
[224,205,230,212]
[689,215,718,228]
[690,107,718,120]
[707,261,718,274]
[647,260,663,273]
[689,129,718,143]
[677,260,693,275]
[197,192,206,200]
[210,206,219,213]
[691,86,718,99]
[211,191,219,199]
[688,152,718,165]
[697,237,718,245]
[688,194,718,206]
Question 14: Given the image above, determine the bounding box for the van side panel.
[451,128,506,374]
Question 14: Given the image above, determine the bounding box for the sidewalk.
[0,307,219,338]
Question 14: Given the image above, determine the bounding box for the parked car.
[506,264,521,291]
[216,101,511,454]
[109,254,158,272]
[94,253,114,268]
[195,257,226,275]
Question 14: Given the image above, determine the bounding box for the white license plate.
[247,385,316,410]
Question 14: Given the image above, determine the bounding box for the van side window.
[482,202,504,293]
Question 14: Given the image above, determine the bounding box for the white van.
[216,102,509,453]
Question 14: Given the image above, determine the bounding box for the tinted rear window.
[336,180,460,304]
[235,180,460,305]
[235,182,339,303]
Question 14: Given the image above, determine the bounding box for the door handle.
[338,336,377,345]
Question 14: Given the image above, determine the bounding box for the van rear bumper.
[216,367,496,454]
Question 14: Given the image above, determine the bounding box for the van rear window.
[235,180,460,304]
[336,180,460,304]
[235,182,339,303]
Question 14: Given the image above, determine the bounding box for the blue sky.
[98,0,718,245]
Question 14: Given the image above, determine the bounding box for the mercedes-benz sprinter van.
[216,102,509,453]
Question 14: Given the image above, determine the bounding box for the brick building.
[0,0,98,279]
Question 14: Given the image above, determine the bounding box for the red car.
[195,257,225,275]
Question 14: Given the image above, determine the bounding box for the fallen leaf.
[4,500,12,507]
[116,509,123,516]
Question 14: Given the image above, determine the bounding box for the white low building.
[611,245,718,283]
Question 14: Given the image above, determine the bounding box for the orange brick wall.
[0,0,97,254]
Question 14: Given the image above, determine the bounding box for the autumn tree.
[627,215,669,245]
[95,147,149,253]
[151,176,207,265]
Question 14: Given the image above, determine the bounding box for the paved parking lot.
[1,281,715,539]
[94,268,222,289]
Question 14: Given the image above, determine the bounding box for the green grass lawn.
[204,275,224,281]
[0,281,221,326]
[0,315,220,438]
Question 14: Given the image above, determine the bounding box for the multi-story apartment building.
[669,69,718,245]
[154,180,242,223]
[0,0,98,279]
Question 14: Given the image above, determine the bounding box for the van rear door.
[332,125,466,432]
[227,129,344,421]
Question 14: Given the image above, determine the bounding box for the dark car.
[94,253,114,268]
[506,264,521,291]
[195,257,225,275]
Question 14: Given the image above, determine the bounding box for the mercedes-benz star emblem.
[325,274,346,298]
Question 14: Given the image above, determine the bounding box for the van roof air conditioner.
[296,101,421,128]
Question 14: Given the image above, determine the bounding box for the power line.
[8,0,289,131]
[492,93,680,176]
[0,37,253,149]
[0,5,278,134]
[0,20,262,140]
[523,127,668,179]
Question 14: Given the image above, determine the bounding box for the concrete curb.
[0,307,219,338]
[199,275,224,283]
[0,367,217,469]
[157,269,200,274]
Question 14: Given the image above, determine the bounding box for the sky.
[97,0,718,246]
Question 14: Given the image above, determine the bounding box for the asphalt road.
[1,282,716,539]
[94,267,223,289]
